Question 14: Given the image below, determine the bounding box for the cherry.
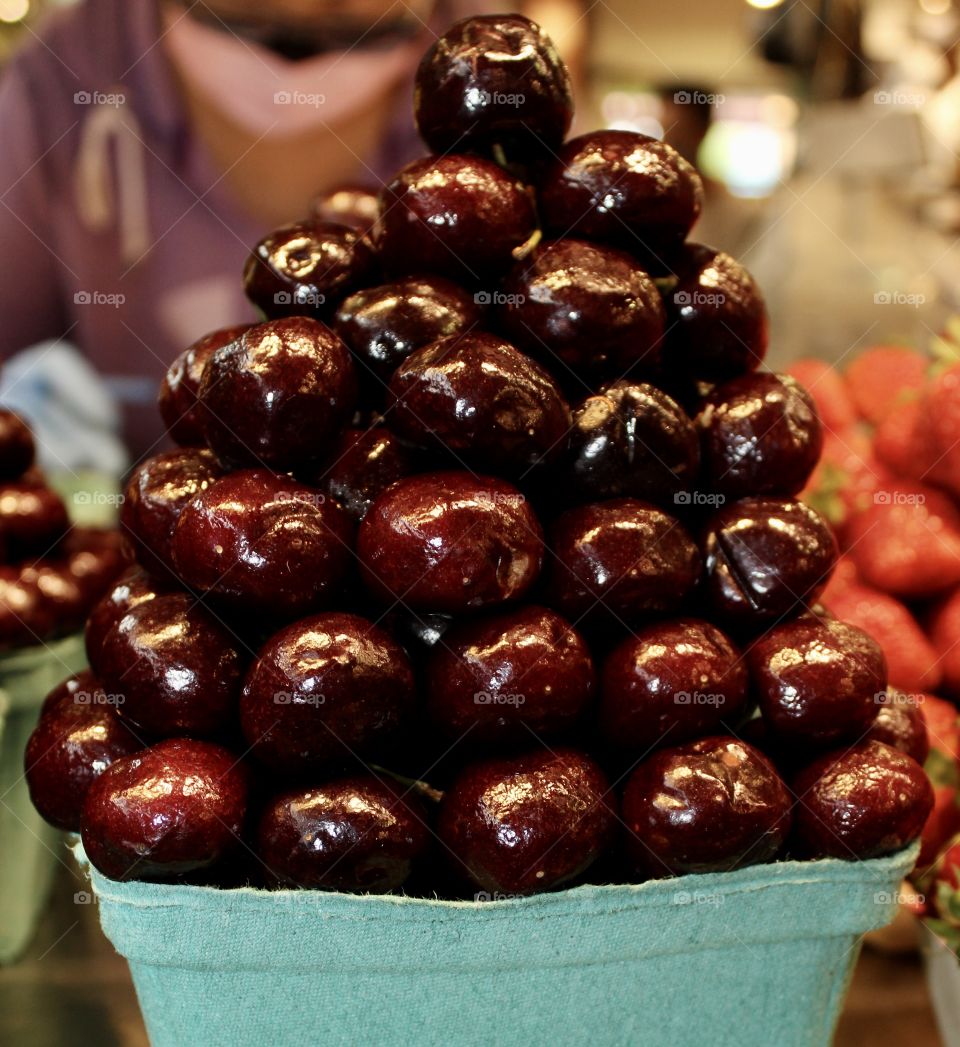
[414,14,572,160]
[158,325,252,446]
[81,739,249,881]
[240,612,415,774]
[25,684,140,831]
[499,239,665,378]
[197,317,357,472]
[19,562,86,633]
[335,276,480,389]
[543,499,701,625]
[257,777,428,891]
[120,448,222,576]
[792,741,933,859]
[375,154,537,283]
[172,470,353,619]
[866,692,929,765]
[438,748,615,894]
[387,332,571,474]
[40,668,101,717]
[310,185,379,232]
[540,131,703,262]
[564,381,699,507]
[315,427,414,523]
[600,619,748,753]
[97,591,245,738]
[623,736,792,877]
[85,566,165,677]
[358,472,543,613]
[0,410,35,480]
[426,604,594,743]
[747,618,884,746]
[0,569,53,647]
[664,243,768,381]
[696,373,821,499]
[242,220,376,320]
[701,498,837,628]
[60,527,127,604]
[0,483,69,558]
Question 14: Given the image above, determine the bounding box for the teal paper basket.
[0,633,86,962]
[83,844,917,1047]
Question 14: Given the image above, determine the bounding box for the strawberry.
[844,344,926,425]
[846,482,960,599]
[822,575,943,693]
[930,836,960,930]
[873,394,941,483]
[801,428,887,541]
[916,697,960,870]
[922,362,960,498]
[930,588,960,698]
[786,358,857,433]
[922,694,960,760]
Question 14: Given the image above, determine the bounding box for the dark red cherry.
[499,239,665,378]
[664,244,768,381]
[60,527,127,605]
[426,605,594,743]
[334,276,480,388]
[97,591,244,738]
[240,612,415,774]
[866,691,929,765]
[375,154,537,283]
[387,333,571,474]
[0,483,69,558]
[242,219,376,319]
[0,410,35,480]
[25,685,140,831]
[19,562,86,632]
[257,777,428,891]
[310,184,380,232]
[702,498,837,628]
[564,381,699,507]
[792,741,933,859]
[540,131,703,261]
[158,325,253,445]
[120,448,222,576]
[85,566,165,676]
[544,499,700,625]
[623,736,792,877]
[81,739,249,881]
[438,749,615,895]
[40,668,101,717]
[358,472,543,613]
[314,427,414,523]
[600,619,748,753]
[748,618,884,746]
[414,14,572,160]
[197,317,357,472]
[171,469,353,619]
[696,373,821,499]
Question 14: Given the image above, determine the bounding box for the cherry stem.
[511,227,542,261]
[369,764,444,803]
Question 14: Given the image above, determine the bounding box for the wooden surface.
[0,863,946,1047]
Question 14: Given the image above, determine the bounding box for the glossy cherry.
[316,427,414,523]
[240,612,415,774]
[623,736,792,877]
[387,332,571,474]
[197,317,357,472]
[866,691,929,765]
[81,739,249,881]
[0,483,69,558]
[438,748,615,895]
[257,777,429,891]
[171,469,353,619]
[85,566,165,677]
[0,410,35,481]
[426,604,594,743]
[358,472,543,613]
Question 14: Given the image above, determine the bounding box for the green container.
[83,844,917,1047]
[0,634,86,962]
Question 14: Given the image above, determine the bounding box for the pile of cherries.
[0,410,124,650]
[27,15,933,896]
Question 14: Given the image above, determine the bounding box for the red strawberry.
[845,345,926,425]
[931,836,960,926]
[822,576,943,693]
[916,697,960,869]
[787,358,857,433]
[847,483,960,599]
[922,694,960,760]
[920,790,960,871]
[923,362,960,497]
[801,428,887,541]
[930,588,960,698]
[873,395,940,483]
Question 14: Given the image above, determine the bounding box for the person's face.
[178,0,435,35]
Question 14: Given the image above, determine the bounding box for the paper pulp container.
[923,923,960,1047]
[82,844,917,1047]
[0,633,86,962]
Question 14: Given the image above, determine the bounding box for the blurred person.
[0,0,586,463]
